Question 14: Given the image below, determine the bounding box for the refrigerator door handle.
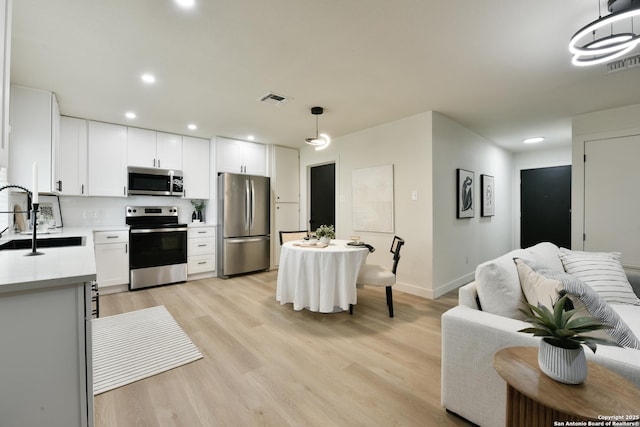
[245,178,251,231]
[250,178,256,232]
[225,236,270,244]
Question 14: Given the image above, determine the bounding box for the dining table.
[276,239,370,313]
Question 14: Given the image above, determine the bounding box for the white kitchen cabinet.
[187,225,215,277]
[88,121,127,197]
[182,136,210,199]
[55,116,88,195]
[274,202,299,266]
[0,280,94,427]
[94,230,129,293]
[0,0,10,168]
[273,145,299,203]
[8,85,60,192]
[127,127,182,170]
[216,136,266,176]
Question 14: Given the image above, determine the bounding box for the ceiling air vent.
[258,92,293,106]
[606,53,640,73]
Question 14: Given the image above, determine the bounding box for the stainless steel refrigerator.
[217,173,270,278]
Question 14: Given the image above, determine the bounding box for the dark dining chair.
[278,230,309,245]
[354,236,405,317]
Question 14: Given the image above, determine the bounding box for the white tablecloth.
[276,239,370,313]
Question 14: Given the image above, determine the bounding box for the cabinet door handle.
[153,158,156,167]
[197,244,207,247]
[197,231,207,234]
[158,159,161,168]
[125,243,128,254]
[56,180,62,192]
[81,184,85,195]
[106,235,119,239]
[198,261,207,265]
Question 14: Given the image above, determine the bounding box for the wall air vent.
[258,92,293,106]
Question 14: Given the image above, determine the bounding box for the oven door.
[129,227,188,289]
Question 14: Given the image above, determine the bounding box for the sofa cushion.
[559,248,640,306]
[476,242,563,320]
[514,258,640,349]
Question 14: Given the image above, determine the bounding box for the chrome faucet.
[0,184,43,255]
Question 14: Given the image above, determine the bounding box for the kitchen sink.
[0,236,86,251]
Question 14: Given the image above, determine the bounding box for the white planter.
[319,236,331,245]
[538,338,587,384]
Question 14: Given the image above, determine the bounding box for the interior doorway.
[520,165,571,249]
[309,163,335,233]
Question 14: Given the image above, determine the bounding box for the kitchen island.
[0,227,96,427]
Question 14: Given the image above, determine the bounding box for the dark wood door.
[309,163,335,233]
[520,165,571,249]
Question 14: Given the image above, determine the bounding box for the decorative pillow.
[559,248,640,306]
[475,242,564,320]
[514,258,640,349]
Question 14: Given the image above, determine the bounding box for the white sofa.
[441,242,640,427]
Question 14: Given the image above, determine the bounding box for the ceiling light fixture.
[247,135,255,141]
[175,0,195,8]
[188,123,197,130]
[523,137,544,144]
[125,111,136,119]
[569,0,640,66]
[304,106,330,150]
[141,73,156,84]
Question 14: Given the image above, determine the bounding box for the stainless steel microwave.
[127,167,184,197]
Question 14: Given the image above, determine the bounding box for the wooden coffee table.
[494,346,640,426]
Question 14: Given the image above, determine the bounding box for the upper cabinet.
[216,136,266,176]
[272,145,299,203]
[182,136,210,199]
[55,116,88,196]
[88,121,127,197]
[8,85,60,192]
[127,127,183,170]
[0,0,11,169]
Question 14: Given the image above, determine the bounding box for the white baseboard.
[433,272,475,299]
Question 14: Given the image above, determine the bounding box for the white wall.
[300,111,434,297]
[300,111,517,299]
[571,103,640,250]
[432,112,514,297]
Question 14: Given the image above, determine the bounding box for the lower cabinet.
[0,281,94,427]
[187,225,216,277]
[94,230,129,294]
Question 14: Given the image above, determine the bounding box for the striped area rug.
[92,305,203,395]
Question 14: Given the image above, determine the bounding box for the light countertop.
[0,227,97,294]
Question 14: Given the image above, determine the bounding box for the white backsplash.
[59,195,207,227]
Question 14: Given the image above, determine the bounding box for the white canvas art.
[352,164,394,232]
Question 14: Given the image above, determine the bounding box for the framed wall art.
[352,164,394,232]
[456,168,474,218]
[481,174,495,217]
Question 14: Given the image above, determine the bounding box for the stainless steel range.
[126,206,188,290]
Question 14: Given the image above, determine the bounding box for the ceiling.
[9,0,640,152]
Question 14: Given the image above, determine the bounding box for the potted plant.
[315,224,335,245]
[190,199,206,222]
[518,294,619,384]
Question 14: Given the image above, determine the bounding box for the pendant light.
[304,106,331,150]
[569,0,640,66]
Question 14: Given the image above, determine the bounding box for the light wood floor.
[94,271,472,427]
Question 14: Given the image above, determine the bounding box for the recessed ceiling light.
[141,73,156,84]
[523,137,544,144]
[188,124,197,130]
[247,135,255,141]
[175,0,195,8]
[125,112,136,119]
